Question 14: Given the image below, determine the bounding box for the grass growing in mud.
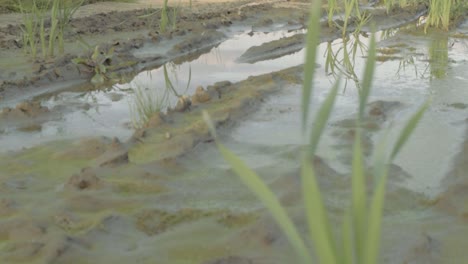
[0,0,132,13]
[129,64,191,128]
[130,80,170,129]
[17,0,82,59]
[206,0,428,263]
[329,0,466,31]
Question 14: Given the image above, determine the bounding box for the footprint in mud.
[65,167,103,191]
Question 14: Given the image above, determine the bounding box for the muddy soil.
[0,0,467,263]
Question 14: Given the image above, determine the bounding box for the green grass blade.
[308,78,340,156]
[217,143,313,264]
[359,31,376,120]
[351,128,366,263]
[390,102,429,161]
[163,64,180,97]
[363,135,388,264]
[302,0,322,133]
[301,155,337,264]
[364,167,388,264]
[341,209,353,264]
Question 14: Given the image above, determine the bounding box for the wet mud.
[0,0,467,263]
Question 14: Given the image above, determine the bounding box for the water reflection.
[2,22,466,153]
[324,31,369,89]
[429,34,449,79]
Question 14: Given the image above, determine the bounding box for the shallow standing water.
[1,16,468,263]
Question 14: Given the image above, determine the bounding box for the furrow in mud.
[236,4,428,64]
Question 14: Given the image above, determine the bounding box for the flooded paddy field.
[0,0,467,263]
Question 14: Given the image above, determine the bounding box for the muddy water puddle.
[1,19,468,263]
[0,27,307,153]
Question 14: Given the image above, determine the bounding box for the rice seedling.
[17,0,83,59]
[47,0,59,57]
[327,0,337,28]
[57,0,83,54]
[17,0,43,58]
[160,0,169,33]
[382,0,395,13]
[425,0,454,31]
[341,0,355,36]
[339,0,367,37]
[129,78,171,129]
[204,0,428,263]
[171,5,178,30]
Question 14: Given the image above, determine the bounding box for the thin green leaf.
[363,135,389,264]
[351,128,366,263]
[341,209,353,264]
[163,64,180,97]
[309,78,340,156]
[301,0,322,133]
[364,167,388,264]
[390,102,429,161]
[359,30,376,120]
[217,143,313,264]
[302,155,337,264]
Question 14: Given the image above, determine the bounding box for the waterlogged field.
[0,0,467,263]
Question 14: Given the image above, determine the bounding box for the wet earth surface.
[0,0,468,263]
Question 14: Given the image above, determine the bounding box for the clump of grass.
[159,0,180,33]
[326,0,367,32]
[425,0,455,31]
[129,80,170,129]
[17,0,44,58]
[17,0,83,59]
[327,0,337,28]
[129,63,191,128]
[205,0,428,263]
[380,0,463,31]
